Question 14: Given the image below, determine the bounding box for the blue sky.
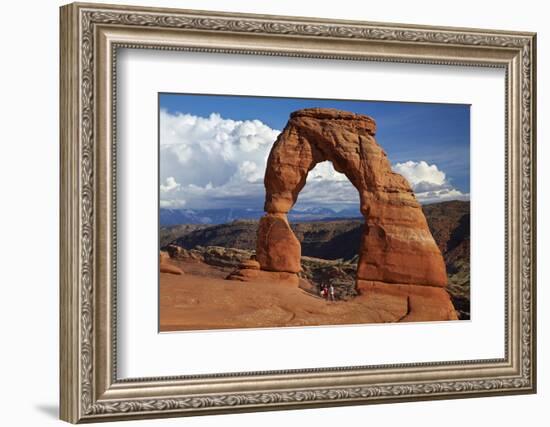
[158,93,470,210]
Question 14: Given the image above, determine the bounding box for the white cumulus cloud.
[393,160,446,188]
[392,160,469,203]
[160,176,180,193]
[160,199,186,209]
[159,111,280,209]
[294,161,358,210]
[159,111,468,209]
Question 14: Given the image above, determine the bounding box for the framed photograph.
[60,2,537,423]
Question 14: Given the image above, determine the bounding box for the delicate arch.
[256,108,447,288]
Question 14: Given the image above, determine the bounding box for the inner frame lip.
[110,46,508,384]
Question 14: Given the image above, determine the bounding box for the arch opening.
[289,161,363,300]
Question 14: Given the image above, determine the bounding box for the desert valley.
[159,200,469,331]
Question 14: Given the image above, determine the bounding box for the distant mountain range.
[161,201,469,269]
[160,206,362,226]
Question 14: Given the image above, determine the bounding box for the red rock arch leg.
[255,125,321,273]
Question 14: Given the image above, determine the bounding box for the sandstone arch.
[256,108,447,289]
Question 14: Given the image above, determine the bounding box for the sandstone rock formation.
[256,213,301,273]
[160,251,184,275]
[227,269,299,286]
[257,108,447,288]
[239,259,261,270]
[356,280,458,321]
[226,254,299,285]
[226,256,261,281]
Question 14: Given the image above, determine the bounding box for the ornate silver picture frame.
[60,2,536,423]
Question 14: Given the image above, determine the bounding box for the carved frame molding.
[60,2,536,423]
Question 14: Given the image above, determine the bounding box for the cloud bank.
[160,111,469,209]
[392,160,469,204]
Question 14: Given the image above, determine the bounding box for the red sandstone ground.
[159,258,457,332]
